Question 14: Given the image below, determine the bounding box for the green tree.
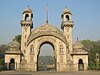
[0,45,7,70]
[0,45,8,59]
[0,59,5,70]
[13,35,21,49]
[81,40,100,70]
[13,35,21,44]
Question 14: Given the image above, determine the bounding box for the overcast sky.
[0,0,100,45]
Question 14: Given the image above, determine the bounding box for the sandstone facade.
[5,6,88,71]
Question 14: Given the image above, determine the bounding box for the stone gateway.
[5,6,88,71]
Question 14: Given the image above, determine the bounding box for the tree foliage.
[0,45,8,59]
[81,40,100,70]
[0,45,7,70]
[13,35,21,44]
[38,56,55,65]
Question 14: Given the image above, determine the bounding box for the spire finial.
[28,5,29,7]
[77,37,79,41]
[66,6,67,8]
[46,4,48,23]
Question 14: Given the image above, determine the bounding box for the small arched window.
[25,14,29,20]
[60,45,64,54]
[30,44,34,54]
[66,15,69,22]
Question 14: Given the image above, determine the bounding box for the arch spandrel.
[27,23,68,46]
[28,36,67,59]
[27,31,67,46]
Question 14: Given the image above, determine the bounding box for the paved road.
[0,71,100,75]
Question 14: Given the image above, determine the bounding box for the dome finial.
[77,37,79,41]
[46,4,48,23]
[28,5,29,7]
[66,6,67,8]
[23,6,32,13]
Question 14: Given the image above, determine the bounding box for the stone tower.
[61,7,74,57]
[20,6,33,58]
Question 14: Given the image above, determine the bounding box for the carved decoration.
[27,23,67,45]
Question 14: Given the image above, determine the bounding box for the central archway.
[37,41,56,71]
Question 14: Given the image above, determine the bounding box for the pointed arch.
[25,14,29,20]
[66,15,69,21]
[78,59,84,71]
[9,58,15,70]
[10,58,15,63]
[78,59,83,64]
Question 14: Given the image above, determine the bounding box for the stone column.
[76,63,78,71]
[84,63,88,71]
[34,62,37,71]
[7,62,9,70]
[15,62,17,70]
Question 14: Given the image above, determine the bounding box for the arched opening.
[66,15,69,22]
[25,14,29,20]
[30,44,34,54]
[37,42,56,71]
[9,58,15,70]
[78,59,84,71]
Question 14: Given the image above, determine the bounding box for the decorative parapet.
[72,50,88,55]
[20,20,33,28]
[5,50,21,54]
[61,21,74,29]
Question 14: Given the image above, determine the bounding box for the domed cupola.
[23,6,32,14]
[21,6,33,22]
[62,7,72,15]
[73,40,84,50]
[73,38,87,53]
